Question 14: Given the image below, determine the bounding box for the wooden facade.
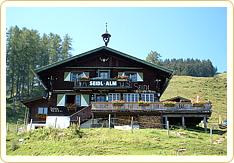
[22,46,212,128]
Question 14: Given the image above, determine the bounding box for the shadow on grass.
[185,126,227,135]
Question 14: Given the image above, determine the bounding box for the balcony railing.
[91,102,212,113]
[74,78,132,89]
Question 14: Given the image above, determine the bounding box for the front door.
[96,95,106,102]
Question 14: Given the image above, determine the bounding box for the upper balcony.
[73,77,132,90]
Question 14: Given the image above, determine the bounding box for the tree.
[61,34,72,59]
[146,51,162,65]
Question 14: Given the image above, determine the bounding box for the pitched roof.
[21,96,46,105]
[162,96,191,102]
[35,46,173,74]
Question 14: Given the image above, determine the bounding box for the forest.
[6,26,72,99]
[146,51,217,77]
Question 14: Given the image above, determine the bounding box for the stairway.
[80,119,92,128]
[70,105,92,124]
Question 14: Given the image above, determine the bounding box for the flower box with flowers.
[138,101,150,106]
[115,75,129,81]
[36,114,46,120]
[192,102,205,107]
[79,76,90,81]
[162,101,176,107]
[112,100,125,106]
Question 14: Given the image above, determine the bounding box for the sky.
[6,7,227,72]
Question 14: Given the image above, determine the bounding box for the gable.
[35,46,173,75]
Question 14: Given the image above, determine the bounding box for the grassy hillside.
[161,73,227,124]
[7,127,226,156]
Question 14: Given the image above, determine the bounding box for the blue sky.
[6,7,227,72]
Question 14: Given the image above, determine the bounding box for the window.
[108,93,121,102]
[71,72,89,81]
[99,70,110,79]
[96,95,106,102]
[124,72,137,82]
[141,94,155,102]
[38,107,48,114]
[123,93,139,102]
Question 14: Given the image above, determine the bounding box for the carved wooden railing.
[91,102,212,113]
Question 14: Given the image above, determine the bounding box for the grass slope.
[7,127,226,156]
[161,73,227,124]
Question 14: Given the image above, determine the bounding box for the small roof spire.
[105,22,108,32]
[101,22,111,46]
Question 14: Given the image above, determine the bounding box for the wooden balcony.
[73,78,132,90]
[91,102,212,114]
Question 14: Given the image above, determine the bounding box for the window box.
[163,101,176,107]
[192,102,205,107]
[116,76,129,81]
[36,114,46,120]
[79,76,90,81]
[138,101,150,106]
[112,100,125,106]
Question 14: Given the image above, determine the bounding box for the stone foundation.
[116,115,162,128]
[138,116,162,128]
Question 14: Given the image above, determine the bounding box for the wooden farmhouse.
[22,29,212,129]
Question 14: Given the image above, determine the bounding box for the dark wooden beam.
[65,67,143,70]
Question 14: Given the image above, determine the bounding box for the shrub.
[11,141,19,151]
[70,124,83,138]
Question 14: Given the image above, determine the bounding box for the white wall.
[46,116,70,128]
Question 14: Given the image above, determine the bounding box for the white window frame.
[141,94,155,102]
[123,93,139,102]
[108,93,121,102]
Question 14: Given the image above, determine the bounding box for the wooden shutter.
[64,72,71,81]
[81,94,89,106]
[137,72,143,81]
[57,94,66,106]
